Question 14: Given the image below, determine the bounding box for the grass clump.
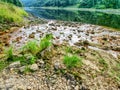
[65,46,85,54]
[99,58,108,69]
[5,47,14,61]
[39,34,53,52]
[0,60,9,71]
[63,55,82,69]
[0,34,53,71]
[23,34,53,56]
[23,40,39,55]
[21,54,36,65]
[23,66,33,73]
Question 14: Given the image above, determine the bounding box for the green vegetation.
[79,0,120,9]
[63,55,82,68]
[21,0,120,9]
[5,47,14,60]
[39,34,53,52]
[23,41,39,55]
[30,8,120,30]
[99,58,108,68]
[0,1,28,30]
[65,46,85,54]
[20,54,36,65]
[23,34,52,55]
[0,2,28,23]
[0,0,22,7]
[0,34,53,71]
[0,60,9,71]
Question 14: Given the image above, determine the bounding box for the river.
[25,7,120,30]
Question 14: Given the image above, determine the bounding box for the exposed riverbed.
[1,20,120,58]
[0,19,120,90]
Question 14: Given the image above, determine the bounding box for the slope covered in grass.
[1,0,22,7]
[0,1,28,30]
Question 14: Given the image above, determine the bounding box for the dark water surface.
[25,7,120,30]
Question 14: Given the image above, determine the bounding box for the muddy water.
[1,20,120,58]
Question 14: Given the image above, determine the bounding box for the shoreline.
[0,19,120,89]
[27,7,120,15]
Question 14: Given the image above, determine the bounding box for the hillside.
[0,1,28,30]
[0,0,22,6]
[20,0,120,9]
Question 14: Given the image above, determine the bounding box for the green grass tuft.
[39,34,53,52]
[23,40,39,55]
[0,60,9,71]
[99,58,108,68]
[5,47,14,61]
[63,55,82,69]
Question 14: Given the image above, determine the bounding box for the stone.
[75,85,79,90]
[24,54,33,60]
[30,64,39,71]
[36,59,45,68]
[19,66,26,73]
[29,33,35,38]
[49,23,55,26]
[8,61,21,68]
[27,86,32,90]
[54,61,60,70]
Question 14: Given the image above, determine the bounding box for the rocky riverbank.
[0,20,120,90]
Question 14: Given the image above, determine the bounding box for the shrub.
[63,55,82,68]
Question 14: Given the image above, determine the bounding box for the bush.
[63,55,82,68]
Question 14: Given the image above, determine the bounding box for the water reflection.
[25,7,120,29]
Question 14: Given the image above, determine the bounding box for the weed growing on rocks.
[5,46,14,61]
[23,40,39,55]
[63,55,82,69]
[39,34,53,52]
[23,34,53,56]
[99,58,108,69]
[0,60,8,71]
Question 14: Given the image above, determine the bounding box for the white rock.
[9,61,21,68]
[30,64,39,71]
[19,66,26,72]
